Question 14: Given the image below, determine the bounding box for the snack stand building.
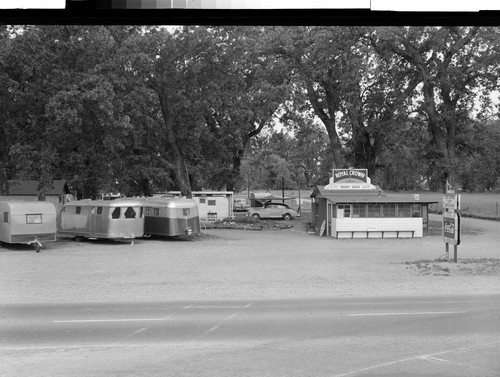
[311,169,438,238]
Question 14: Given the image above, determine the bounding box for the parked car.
[248,202,299,220]
[233,198,250,212]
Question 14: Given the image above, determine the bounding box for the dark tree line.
[1,25,499,198]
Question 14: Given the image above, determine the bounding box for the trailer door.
[89,207,97,236]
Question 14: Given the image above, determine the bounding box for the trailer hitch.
[27,236,42,253]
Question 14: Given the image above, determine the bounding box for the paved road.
[2,295,500,376]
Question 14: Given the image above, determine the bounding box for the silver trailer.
[0,200,57,251]
[143,197,200,237]
[58,198,144,242]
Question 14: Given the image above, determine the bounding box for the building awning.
[310,186,438,205]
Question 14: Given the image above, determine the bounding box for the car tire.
[252,213,260,220]
[283,213,293,221]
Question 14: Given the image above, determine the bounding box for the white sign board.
[443,194,460,211]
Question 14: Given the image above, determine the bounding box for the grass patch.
[404,258,500,276]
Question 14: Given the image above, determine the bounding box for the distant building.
[161,191,234,221]
[311,169,438,238]
[1,180,72,213]
[249,192,295,207]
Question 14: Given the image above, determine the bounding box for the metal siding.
[59,202,144,239]
[145,214,200,236]
[11,232,56,243]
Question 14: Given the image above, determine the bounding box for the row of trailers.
[0,197,201,251]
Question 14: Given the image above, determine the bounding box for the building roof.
[7,180,69,196]
[165,191,233,197]
[250,192,295,201]
[0,200,57,214]
[311,186,439,204]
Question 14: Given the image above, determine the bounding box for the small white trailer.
[0,200,57,251]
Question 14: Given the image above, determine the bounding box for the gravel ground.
[1,214,499,304]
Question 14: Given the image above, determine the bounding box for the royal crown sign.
[332,169,369,183]
[325,169,376,190]
[442,183,461,261]
[443,211,460,246]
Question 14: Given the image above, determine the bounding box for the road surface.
[2,294,500,376]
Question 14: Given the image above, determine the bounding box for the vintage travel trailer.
[143,197,200,237]
[165,191,234,221]
[0,200,57,250]
[58,198,144,242]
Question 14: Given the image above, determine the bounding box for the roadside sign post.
[442,190,461,262]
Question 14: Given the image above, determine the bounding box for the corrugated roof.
[7,180,69,196]
[311,186,438,204]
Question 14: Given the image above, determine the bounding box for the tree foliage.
[1,25,499,197]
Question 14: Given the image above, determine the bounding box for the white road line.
[333,340,500,377]
[205,325,220,334]
[344,311,467,316]
[186,305,251,309]
[53,317,172,323]
[130,327,149,336]
[417,355,452,363]
[200,302,253,336]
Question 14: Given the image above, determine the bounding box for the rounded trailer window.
[124,207,137,219]
[111,207,121,219]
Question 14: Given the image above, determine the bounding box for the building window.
[111,207,121,219]
[124,207,136,219]
[26,214,42,224]
[337,204,351,218]
[352,204,367,218]
[4,212,8,223]
[76,206,81,214]
[412,204,421,217]
[182,208,190,216]
[367,204,381,217]
[199,198,206,204]
[208,200,216,206]
[97,207,103,215]
[382,204,396,217]
[145,207,158,216]
[397,204,411,217]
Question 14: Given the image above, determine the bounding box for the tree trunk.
[421,80,455,192]
[303,78,343,168]
[156,85,192,198]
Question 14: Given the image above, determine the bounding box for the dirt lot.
[1,214,499,304]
